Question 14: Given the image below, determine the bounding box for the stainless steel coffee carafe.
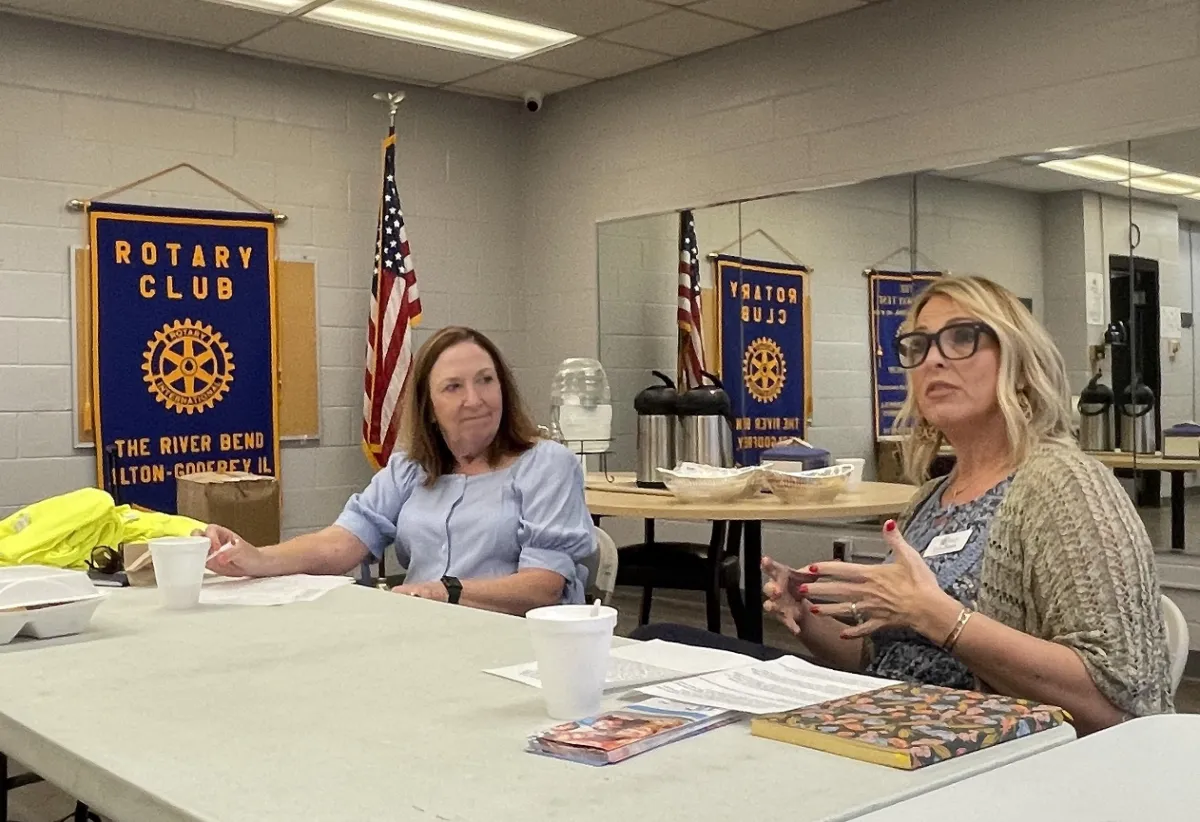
[1077,374,1114,452]
[1119,382,1157,454]
[676,373,735,468]
[634,371,677,488]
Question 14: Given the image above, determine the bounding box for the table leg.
[742,521,763,644]
[1172,472,1186,552]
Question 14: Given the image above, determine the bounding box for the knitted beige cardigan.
[898,441,1174,717]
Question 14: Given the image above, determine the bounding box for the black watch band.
[441,575,463,605]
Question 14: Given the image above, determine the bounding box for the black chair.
[613,520,747,635]
[2,753,100,822]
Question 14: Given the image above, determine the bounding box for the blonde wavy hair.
[894,276,1075,483]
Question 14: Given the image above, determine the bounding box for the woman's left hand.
[801,520,960,640]
[391,580,449,602]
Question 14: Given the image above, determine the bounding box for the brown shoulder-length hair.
[401,326,540,485]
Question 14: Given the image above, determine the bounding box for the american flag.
[362,125,421,468]
[676,209,706,389]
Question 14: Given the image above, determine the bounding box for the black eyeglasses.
[896,321,996,369]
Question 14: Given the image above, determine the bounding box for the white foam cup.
[836,457,866,491]
[148,536,210,610]
[526,604,618,719]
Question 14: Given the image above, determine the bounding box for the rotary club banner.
[867,270,940,439]
[89,203,279,513]
[715,255,811,466]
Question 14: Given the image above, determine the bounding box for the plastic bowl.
[658,464,760,504]
[762,463,853,504]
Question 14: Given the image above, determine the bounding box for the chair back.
[1162,594,1189,694]
[584,527,620,604]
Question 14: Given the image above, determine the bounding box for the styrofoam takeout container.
[0,566,105,645]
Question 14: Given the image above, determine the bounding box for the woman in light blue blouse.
[199,326,595,615]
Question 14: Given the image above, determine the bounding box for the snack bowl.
[657,463,760,504]
[762,463,853,504]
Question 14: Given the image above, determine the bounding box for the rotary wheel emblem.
[142,319,234,414]
[743,337,786,403]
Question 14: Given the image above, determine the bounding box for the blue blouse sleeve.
[513,441,594,599]
[334,452,421,563]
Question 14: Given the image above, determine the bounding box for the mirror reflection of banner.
[716,255,811,466]
[867,270,941,439]
[89,203,279,513]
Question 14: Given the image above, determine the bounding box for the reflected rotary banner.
[867,270,940,439]
[715,256,811,466]
[89,203,279,513]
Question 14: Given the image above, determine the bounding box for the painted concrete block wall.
[0,15,526,539]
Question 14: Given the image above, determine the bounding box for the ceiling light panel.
[1038,154,1165,182]
[1120,173,1200,195]
[304,0,577,59]
[202,0,312,12]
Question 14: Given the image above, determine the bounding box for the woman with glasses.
[635,275,1171,734]
[764,275,1171,733]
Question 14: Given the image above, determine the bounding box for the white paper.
[609,639,757,675]
[199,574,353,606]
[486,656,688,693]
[638,656,898,715]
[1162,306,1183,341]
[923,529,972,558]
[1085,270,1105,326]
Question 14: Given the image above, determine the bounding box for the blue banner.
[89,203,279,513]
[716,256,810,466]
[868,270,940,439]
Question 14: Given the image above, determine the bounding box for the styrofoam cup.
[526,604,618,720]
[836,458,866,491]
[149,536,210,610]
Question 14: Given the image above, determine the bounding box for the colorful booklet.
[527,698,738,766]
[751,683,1068,770]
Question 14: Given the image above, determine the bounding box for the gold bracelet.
[942,607,974,651]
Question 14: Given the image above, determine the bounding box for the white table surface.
[0,585,1075,822]
[852,713,1200,820]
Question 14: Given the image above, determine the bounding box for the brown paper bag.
[176,472,281,547]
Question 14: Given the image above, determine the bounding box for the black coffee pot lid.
[677,372,733,417]
[634,370,677,415]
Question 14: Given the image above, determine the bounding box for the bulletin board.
[73,249,319,444]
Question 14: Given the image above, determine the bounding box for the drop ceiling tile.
[237,20,502,84]
[449,65,590,98]
[688,0,864,31]
[0,0,281,46]
[600,9,759,56]
[521,38,671,79]
[456,0,663,36]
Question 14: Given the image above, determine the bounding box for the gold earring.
[1017,392,1033,422]
[915,420,941,443]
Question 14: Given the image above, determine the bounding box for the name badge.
[923,529,973,558]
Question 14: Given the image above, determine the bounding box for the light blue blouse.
[334,439,594,603]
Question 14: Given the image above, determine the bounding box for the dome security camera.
[522,91,544,113]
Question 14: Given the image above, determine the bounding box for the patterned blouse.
[863,475,1012,688]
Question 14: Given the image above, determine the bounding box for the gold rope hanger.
[66,162,287,224]
[863,246,949,275]
[706,228,807,268]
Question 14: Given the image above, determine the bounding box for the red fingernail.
[808,564,819,573]
[885,520,896,532]
[809,606,820,614]
[839,633,850,640]
[798,584,809,594]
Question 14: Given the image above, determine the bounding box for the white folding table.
[0,585,1074,822]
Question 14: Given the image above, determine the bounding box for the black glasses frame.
[896,321,996,369]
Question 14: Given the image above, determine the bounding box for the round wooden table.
[585,474,917,643]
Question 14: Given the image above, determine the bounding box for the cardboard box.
[176,472,281,547]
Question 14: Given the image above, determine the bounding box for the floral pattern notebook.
[750,683,1068,770]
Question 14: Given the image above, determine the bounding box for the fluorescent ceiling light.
[1120,173,1200,195]
[202,0,311,12]
[1038,155,1164,182]
[304,0,577,59]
